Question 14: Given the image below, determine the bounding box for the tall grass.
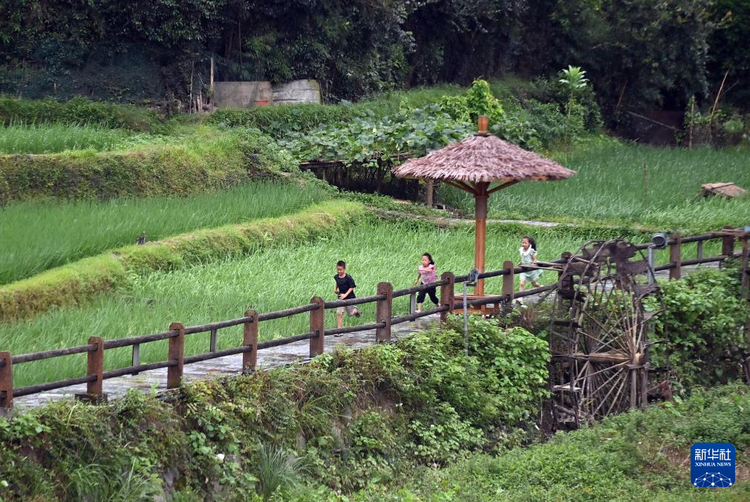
[1,219,665,386]
[0,123,135,153]
[441,141,750,232]
[0,182,331,284]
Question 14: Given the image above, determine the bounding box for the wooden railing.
[1,229,747,410]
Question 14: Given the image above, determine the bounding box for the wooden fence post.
[309,297,325,358]
[741,235,749,299]
[375,282,393,343]
[503,261,515,303]
[167,323,185,389]
[440,272,455,322]
[0,352,12,411]
[243,310,259,372]
[669,234,682,280]
[722,227,735,257]
[132,343,140,375]
[86,336,104,400]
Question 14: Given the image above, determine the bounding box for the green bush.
[210,103,366,137]
[0,96,163,131]
[0,129,293,204]
[352,383,750,500]
[209,86,459,138]
[0,318,550,499]
[651,266,750,391]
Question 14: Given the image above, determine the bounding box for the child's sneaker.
[354,310,361,318]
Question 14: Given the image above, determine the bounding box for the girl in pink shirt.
[414,253,439,312]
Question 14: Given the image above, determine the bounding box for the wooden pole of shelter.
[474,182,489,297]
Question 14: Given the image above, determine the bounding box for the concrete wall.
[213,81,273,108]
[272,79,321,105]
[213,79,321,108]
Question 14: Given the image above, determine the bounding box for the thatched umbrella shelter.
[393,116,575,298]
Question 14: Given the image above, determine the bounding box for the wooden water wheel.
[548,239,662,427]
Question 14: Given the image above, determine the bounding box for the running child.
[334,260,360,329]
[414,253,439,312]
[518,236,542,292]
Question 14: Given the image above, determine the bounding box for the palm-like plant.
[559,65,589,94]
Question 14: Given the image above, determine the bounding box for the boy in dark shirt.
[334,260,360,329]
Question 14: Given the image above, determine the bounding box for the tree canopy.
[0,0,744,116]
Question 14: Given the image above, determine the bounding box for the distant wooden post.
[86,336,104,398]
[167,323,185,389]
[309,297,325,358]
[132,343,141,374]
[669,234,682,280]
[722,227,735,257]
[375,282,393,343]
[440,272,455,321]
[426,180,434,207]
[243,310,259,372]
[0,352,12,410]
[503,261,515,303]
[741,235,749,299]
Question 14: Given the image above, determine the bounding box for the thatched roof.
[393,134,575,184]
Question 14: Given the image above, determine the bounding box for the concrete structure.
[213,79,321,108]
[213,81,273,108]
[272,79,321,105]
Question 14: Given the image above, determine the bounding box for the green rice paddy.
[0,181,331,284]
[0,122,136,154]
[442,141,750,232]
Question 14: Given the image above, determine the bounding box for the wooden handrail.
[1,228,746,409]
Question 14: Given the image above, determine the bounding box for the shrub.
[0,129,292,204]
[208,86,456,138]
[0,318,551,499]
[0,96,163,131]
[650,266,750,391]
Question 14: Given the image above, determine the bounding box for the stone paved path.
[11,263,717,410]
[12,314,443,409]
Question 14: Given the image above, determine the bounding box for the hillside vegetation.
[1,318,747,500]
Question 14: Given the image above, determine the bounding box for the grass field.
[0,123,136,153]
[441,140,750,232]
[0,181,331,284]
[0,219,671,386]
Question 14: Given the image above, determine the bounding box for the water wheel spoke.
[576,360,628,381]
[579,311,630,353]
[589,367,628,418]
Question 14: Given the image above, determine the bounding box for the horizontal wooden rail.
[257,304,318,321]
[103,360,176,380]
[325,322,386,337]
[2,228,746,410]
[392,280,449,298]
[185,347,253,365]
[13,375,97,398]
[257,332,317,350]
[324,294,386,308]
[104,331,175,349]
[12,344,97,364]
[391,305,450,325]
